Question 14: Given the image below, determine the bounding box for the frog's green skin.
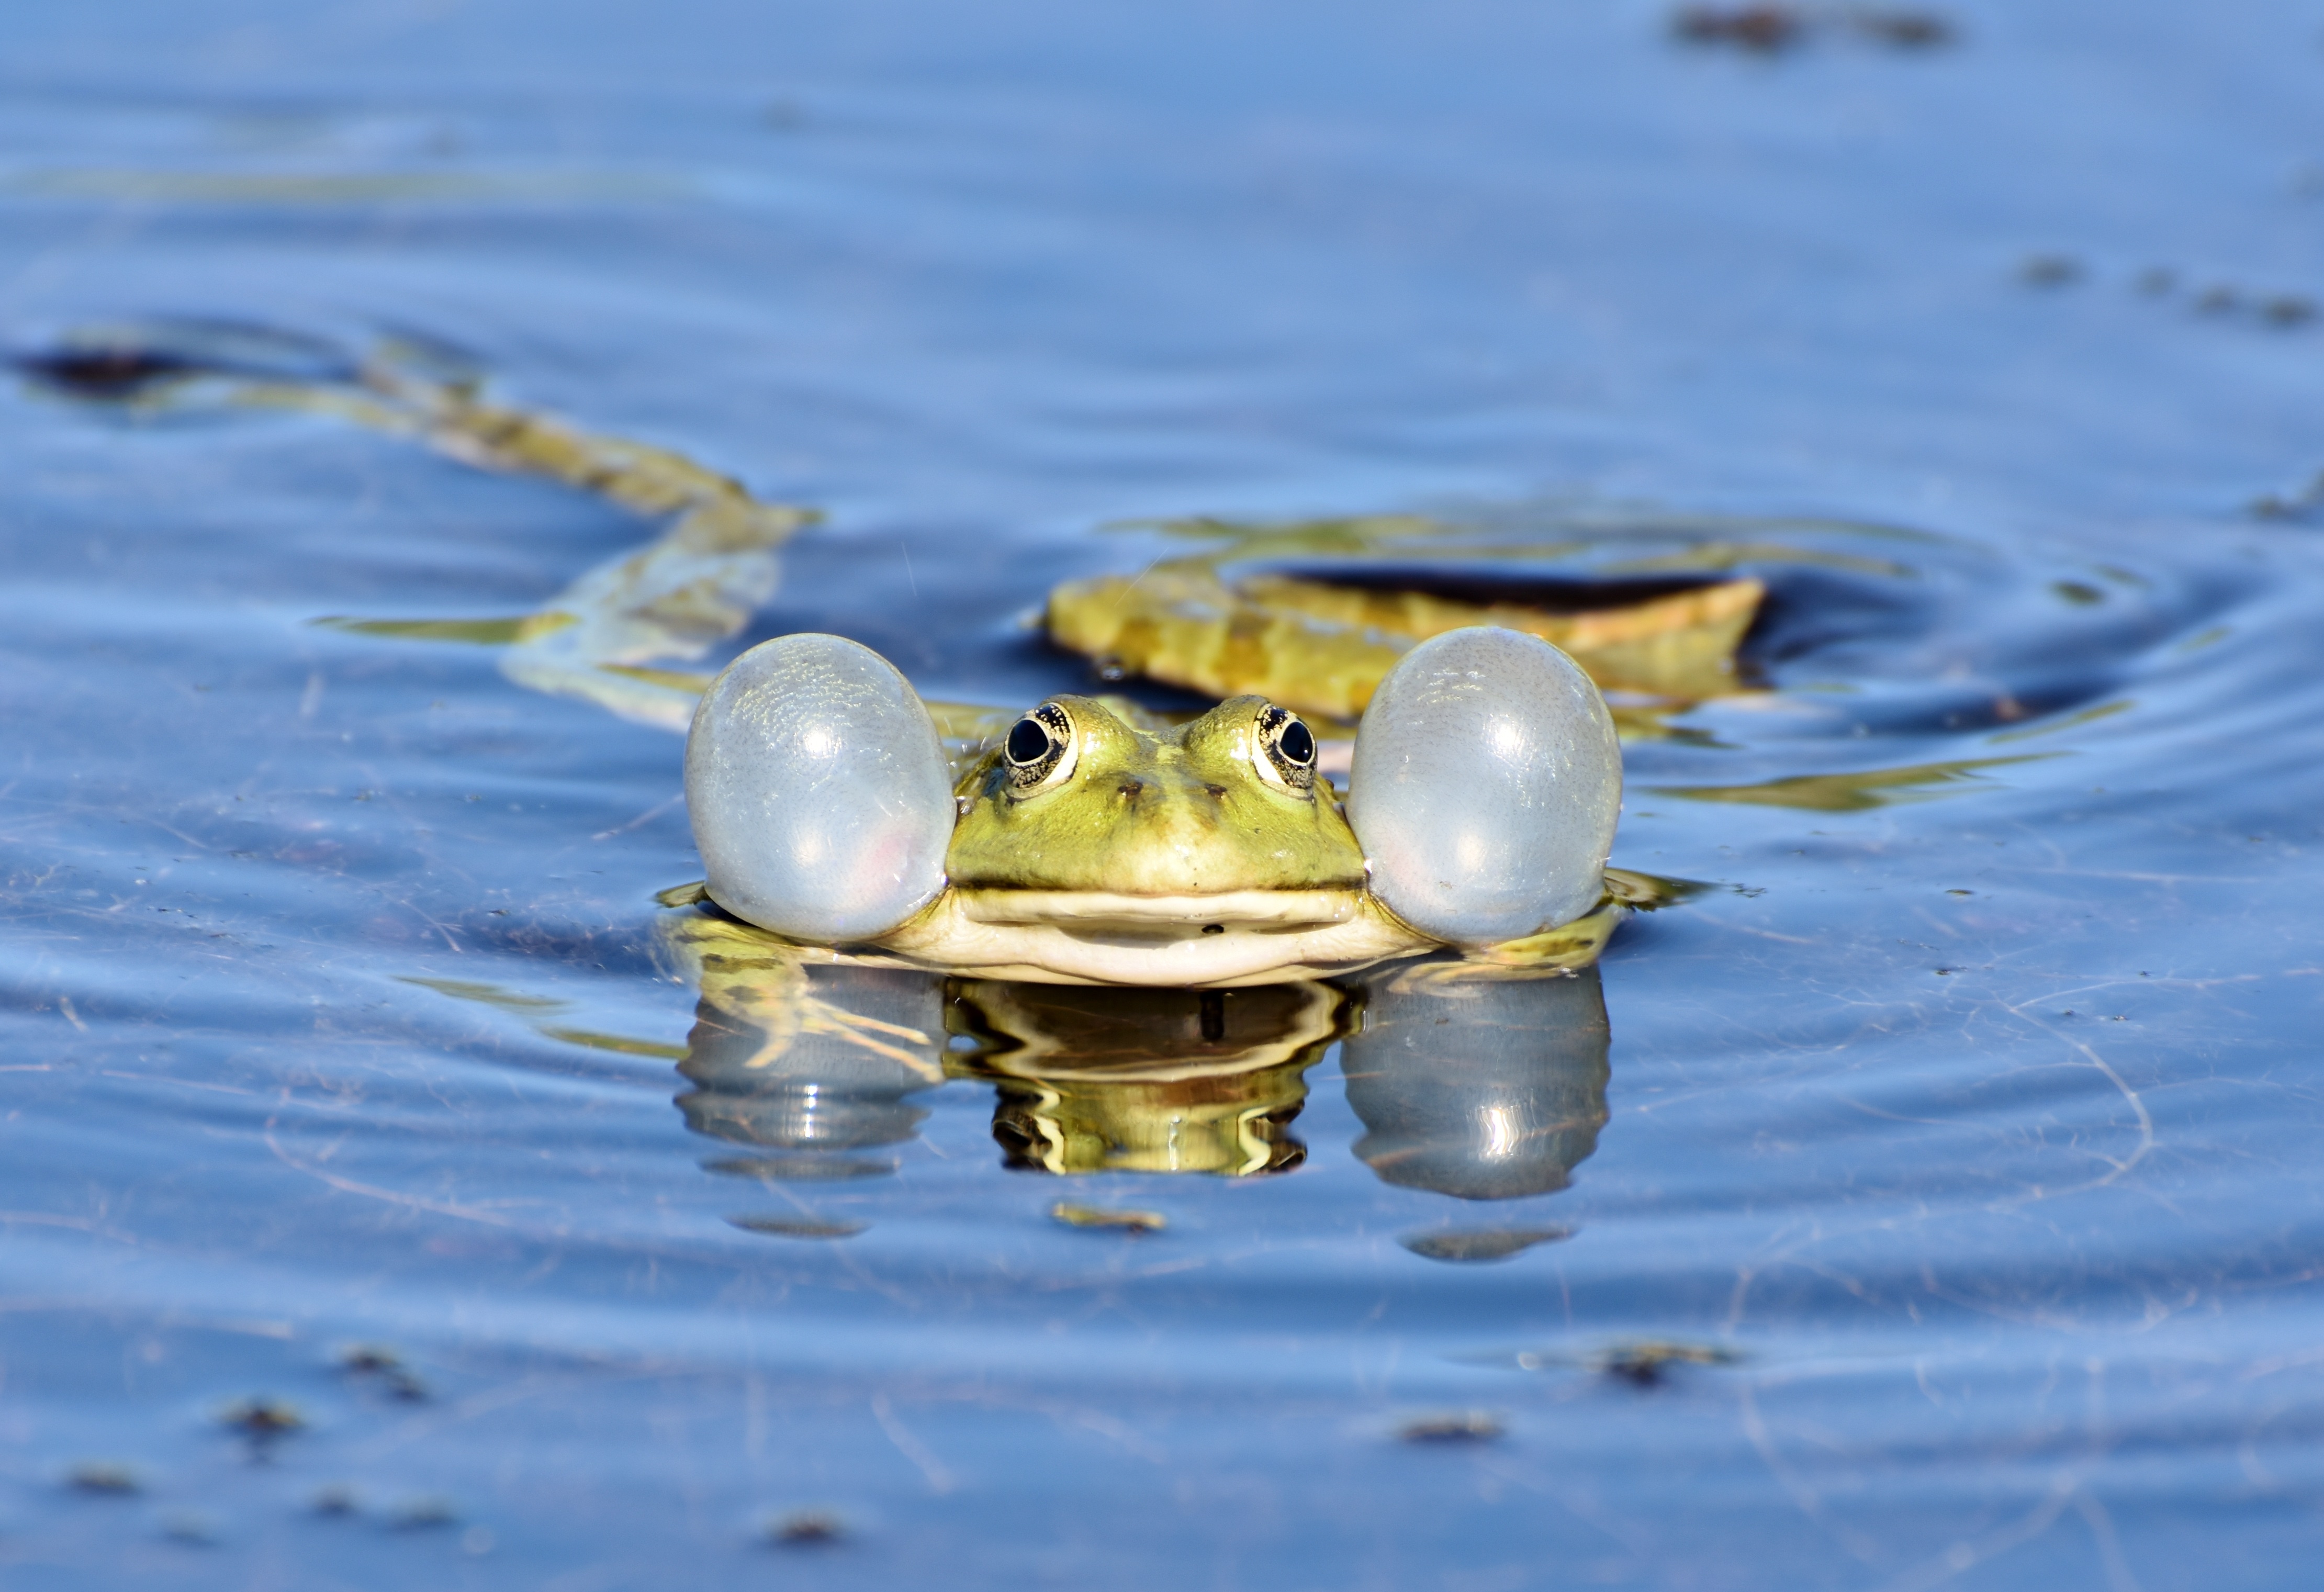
[788,693,1624,989]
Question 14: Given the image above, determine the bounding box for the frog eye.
[1003,702,1078,794]
[1253,704,1317,795]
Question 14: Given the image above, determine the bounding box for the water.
[4,2,2324,1586]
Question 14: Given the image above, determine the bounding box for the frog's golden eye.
[1253,703,1317,796]
[1003,701,1078,794]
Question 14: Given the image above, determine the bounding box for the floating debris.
[1672,4,1803,50]
[1456,1339,1746,1383]
[1654,754,2050,812]
[1050,1202,1167,1234]
[1400,1226,1573,1263]
[19,343,200,397]
[768,1509,846,1546]
[338,1344,429,1402]
[66,1462,141,1495]
[726,1214,869,1240]
[1671,5,1951,53]
[2018,254,2083,288]
[1852,7,1950,46]
[1396,1410,1503,1444]
[1599,1340,1742,1386]
[218,1396,305,1439]
[311,1484,361,1517]
[2252,467,2324,520]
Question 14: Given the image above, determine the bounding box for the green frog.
[680,625,1631,986]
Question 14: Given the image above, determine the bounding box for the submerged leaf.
[1653,754,2053,812]
[314,613,576,645]
[1396,1411,1502,1443]
[540,1026,688,1060]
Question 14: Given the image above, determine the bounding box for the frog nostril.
[1204,783,1228,800]
[1117,777,1146,801]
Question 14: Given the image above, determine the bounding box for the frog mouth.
[950,888,1366,934]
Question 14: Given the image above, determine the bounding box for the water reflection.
[947,981,1351,1176]
[1342,967,1611,1200]
[676,962,946,1180]
[665,914,1612,1199]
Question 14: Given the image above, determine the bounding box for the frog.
[680,622,1630,987]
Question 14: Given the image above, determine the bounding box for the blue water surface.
[3,2,2323,1587]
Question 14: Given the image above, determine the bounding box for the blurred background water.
[4,2,2324,1587]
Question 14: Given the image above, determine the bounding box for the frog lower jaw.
[871,890,1434,988]
[949,887,1365,931]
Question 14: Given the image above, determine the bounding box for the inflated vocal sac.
[1345,626,1622,946]
[684,633,955,942]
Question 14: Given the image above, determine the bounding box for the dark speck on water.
[217,1396,305,1440]
[1600,1342,1744,1387]
[65,1464,140,1496]
[1397,1411,1504,1444]
[769,1510,847,1546]
[2018,254,2084,288]
[8,1,2324,1587]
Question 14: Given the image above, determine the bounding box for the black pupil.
[1006,716,1053,765]
[1277,719,1314,766]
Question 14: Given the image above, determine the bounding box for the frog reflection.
[666,911,1610,1199]
[673,932,947,1183]
[1340,966,1610,1199]
[946,981,1353,1176]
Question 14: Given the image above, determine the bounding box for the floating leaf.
[398,976,566,1013]
[540,1026,688,1060]
[1050,1202,1167,1233]
[1396,1411,1502,1443]
[314,612,576,645]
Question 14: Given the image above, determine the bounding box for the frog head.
[945,693,1368,931]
